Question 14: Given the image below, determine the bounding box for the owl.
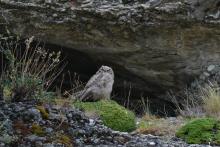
[76,66,114,102]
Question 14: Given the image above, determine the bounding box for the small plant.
[170,81,220,118]
[0,36,65,102]
[56,134,72,146]
[201,82,220,117]
[176,118,220,145]
[31,123,45,136]
[169,89,204,118]
[36,106,49,119]
[50,132,72,147]
[74,100,136,132]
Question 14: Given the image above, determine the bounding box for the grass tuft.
[0,36,65,102]
[201,83,220,117]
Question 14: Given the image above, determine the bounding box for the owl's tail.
[71,90,83,100]
[72,89,94,102]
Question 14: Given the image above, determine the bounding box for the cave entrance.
[0,37,176,116]
[41,43,176,117]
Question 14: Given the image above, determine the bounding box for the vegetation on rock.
[74,100,136,132]
[31,123,45,136]
[55,133,72,147]
[36,106,49,119]
[0,36,64,102]
[176,118,220,145]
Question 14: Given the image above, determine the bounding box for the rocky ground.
[0,100,215,147]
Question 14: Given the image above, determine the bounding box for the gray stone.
[203,72,210,77]
[23,108,42,121]
[89,119,95,126]
[148,141,156,146]
[43,144,55,147]
[207,65,216,72]
[25,135,46,142]
[45,128,53,134]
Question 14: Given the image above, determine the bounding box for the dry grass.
[201,82,220,117]
[136,115,186,138]
[0,36,65,101]
[66,72,84,100]
[169,89,204,118]
[135,95,187,138]
[169,80,220,118]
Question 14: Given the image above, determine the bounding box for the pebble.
[52,13,58,17]
[25,135,46,142]
[207,65,215,72]
[148,141,156,146]
[45,128,53,134]
[89,119,95,126]
[26,109,41,121]
[203,72,210,77]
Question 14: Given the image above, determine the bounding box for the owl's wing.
[84,72,103,89]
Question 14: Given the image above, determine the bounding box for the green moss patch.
[176,118,220,145]
[36,106,49,119]
[31,123,45,136]
[74,100,136,132]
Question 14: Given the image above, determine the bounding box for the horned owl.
[77,66,114,101]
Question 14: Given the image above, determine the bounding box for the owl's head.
[98,66,114,75]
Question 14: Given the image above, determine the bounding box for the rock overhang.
[0,0,220,113]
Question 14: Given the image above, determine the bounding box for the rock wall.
[0,0,220,105]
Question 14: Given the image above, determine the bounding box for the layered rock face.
[0,0,220,103]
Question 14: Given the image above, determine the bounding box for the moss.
[3,86,12,102]
[74,100,136,132]
[3,87,11,98]
[31,123,45,136]
[176,118,220,145]
[36,105,49,119]
[57,134,72,146]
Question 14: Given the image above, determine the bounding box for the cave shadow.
[41,43,176,116]
[0,38,177,116]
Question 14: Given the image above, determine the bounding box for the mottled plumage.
[77,66,114,101]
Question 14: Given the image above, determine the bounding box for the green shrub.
[176,118,220,145]
[74,100,136,132]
